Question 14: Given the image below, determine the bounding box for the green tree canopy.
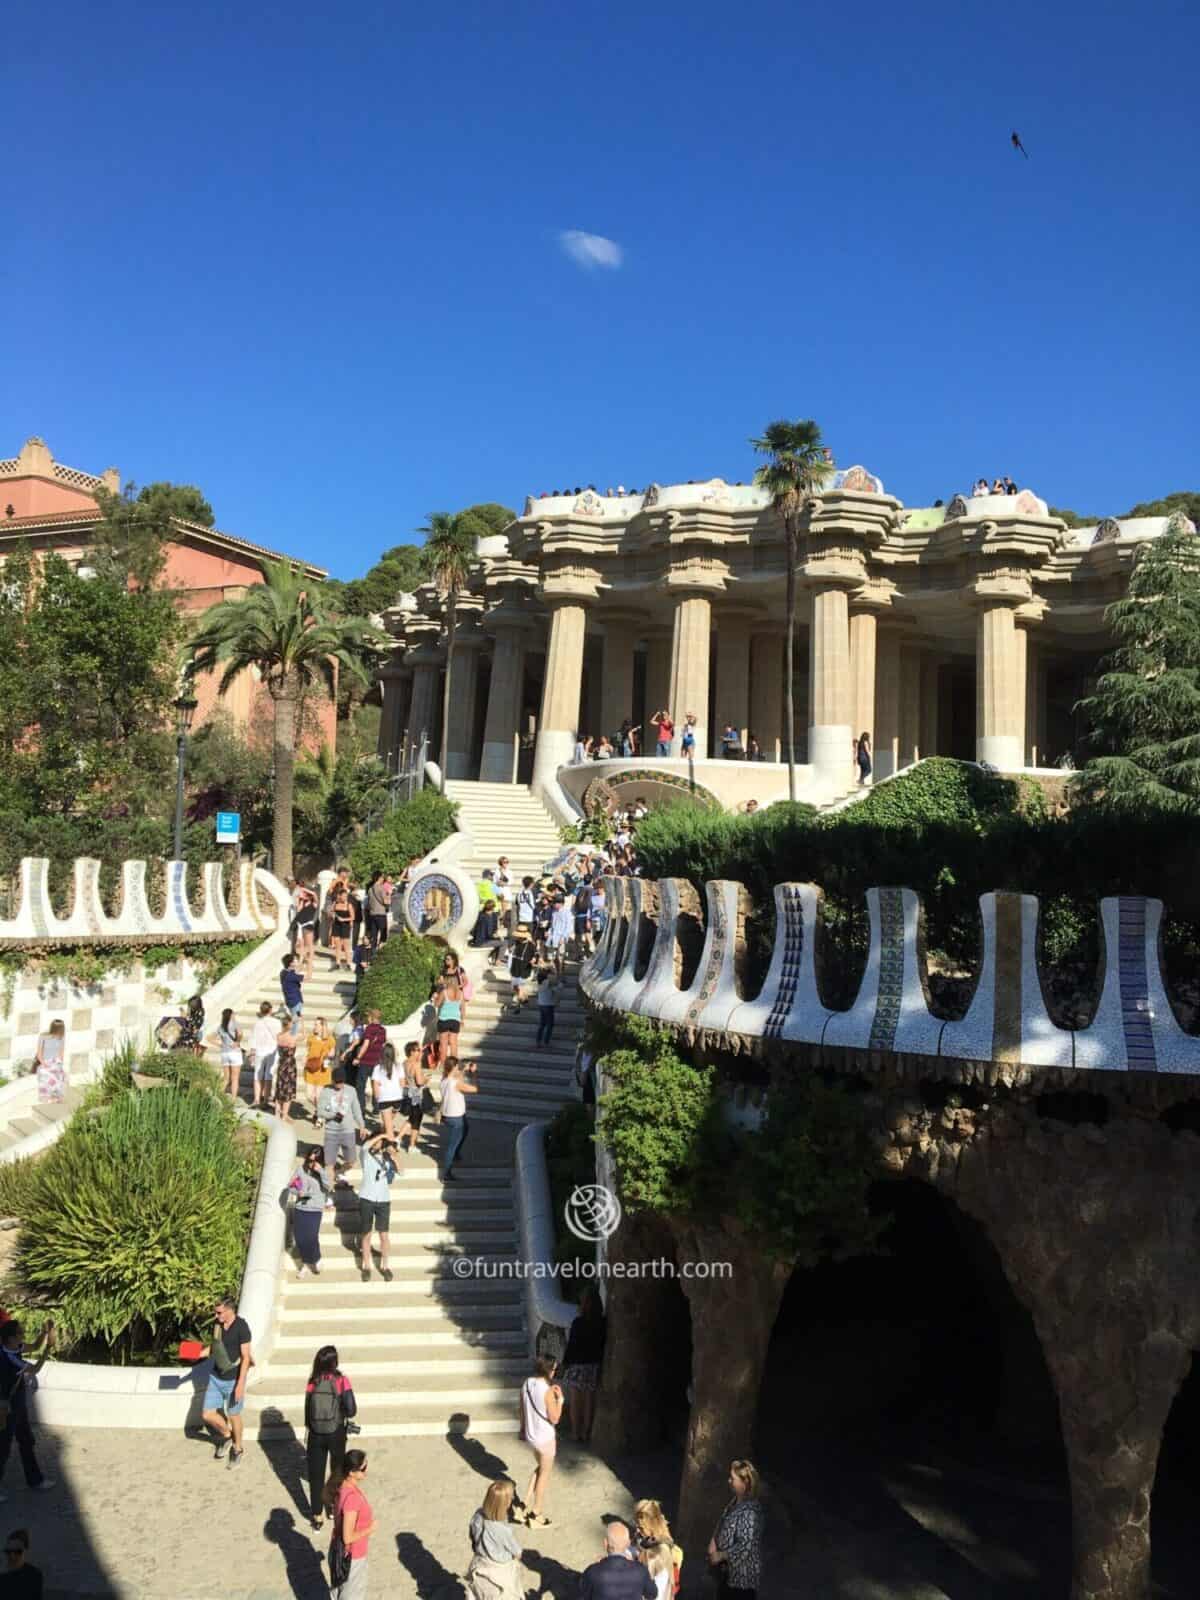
[92,480,214,585]
[1074,519,1200,813]
[326,543,424,617]
[1125,490,1200,524]
[0,546,180,822]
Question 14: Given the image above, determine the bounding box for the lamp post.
[172,692,199,860]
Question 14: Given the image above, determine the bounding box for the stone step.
[262,1353,528,1382]
[273,1323,526,1352]
[280,1248,517,1279]
[281,1275,517,1304]
[245,1404,519,1440]
[312,1221,516,1247]
[245,1380,519,1409]
[276,1303,524,1334]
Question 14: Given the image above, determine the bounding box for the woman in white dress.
[517,1355,562,1529]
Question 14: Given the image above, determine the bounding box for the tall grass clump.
[5,1082,260,1362]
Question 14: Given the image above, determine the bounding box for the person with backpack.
[507,925,538,1013]
[305,1346,357,1531]
[515,876,537,933]
[535,968,560,1049]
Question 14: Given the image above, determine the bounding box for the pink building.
[0,437,335,747]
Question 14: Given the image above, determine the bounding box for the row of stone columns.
[384,591,1040,786]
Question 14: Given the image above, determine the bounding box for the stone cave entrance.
[752,1179,1071,1594]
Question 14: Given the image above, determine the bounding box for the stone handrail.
[0,858,288,945]
[582,876,1200,1082]
[514,1122,578,1358]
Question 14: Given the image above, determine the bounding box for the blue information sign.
[215,811,241,844]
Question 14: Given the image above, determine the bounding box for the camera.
[344,1420,362,1436]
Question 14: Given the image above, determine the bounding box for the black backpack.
[309,1375,343,1436]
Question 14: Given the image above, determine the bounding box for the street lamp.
[172,691,199,860]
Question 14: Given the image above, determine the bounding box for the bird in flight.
[1011,130,1029,159]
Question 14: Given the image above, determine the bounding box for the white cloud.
[559,230,623,270]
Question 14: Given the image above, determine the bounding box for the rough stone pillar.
[444,641,485,780]
[480,626,526,782]
[898,645,922,768]
[717,616,752,746]
[376,663,411,767]
[1013,624,1028,769]
[976,602,1025,768]
[407,657,442,756]
[1025,637,1043,767]
[591,1213,680,1456]
[672,1219,792,1570]
[920,654,940,760]
[600,622,639,744]
[643,632,673,739]
[848,608,877,753]
[874,631,901,779]
[808,584,852,783]
[533,601,588,791]
[668,594,712,759]
[750,631,784,761]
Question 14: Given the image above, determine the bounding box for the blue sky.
[5,1,1197,577]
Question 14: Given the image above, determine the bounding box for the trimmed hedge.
[355,931,445,1025]
[347,788,458,882]
[632,760,1200,1021]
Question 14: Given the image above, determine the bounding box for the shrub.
[4,1083,260,1361]
[544,1102,597,1281]
[632,759,1200,1020]
[355,932,445,1025]
[347,788,458,881]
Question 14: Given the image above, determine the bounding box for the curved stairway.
[247,950,583,1439]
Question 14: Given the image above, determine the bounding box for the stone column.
[600,621,639,743]
[643,632,673,738]
[407,652,443,758]
[480,626,527,783]
[898,645,922,769]
[976,601,1026,769]
[444,639,485,780]
[808,584,852,783]
[874,631,901,779]
[716,615,753,746]
[920,655,941,760]
[1025,637,1043,767]
[750,631,784,761]
[533,601,588,791]
[376,663,410,767]
[669,594,712,759]
[848,608,877,752]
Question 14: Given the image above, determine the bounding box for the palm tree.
[750,419,833,803]
[418,512,474,792]
[185,558,387,878]
[418,503,514,791]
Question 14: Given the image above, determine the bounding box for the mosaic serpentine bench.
[0,857,279,945]
[581,877,1200,1082]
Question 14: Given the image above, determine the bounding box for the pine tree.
[1075,515,1200,812]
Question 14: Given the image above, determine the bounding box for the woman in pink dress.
[35,1020,67,1104]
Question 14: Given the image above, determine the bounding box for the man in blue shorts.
[200,1297,252,1468]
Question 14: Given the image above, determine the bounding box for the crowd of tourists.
[176,830,766,1600]
[198,1280,764,1600]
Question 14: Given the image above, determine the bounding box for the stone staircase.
[203,955,357,1097]
[442,780,565,881]
[0,1075,89,1157]
[245,949,583,1440]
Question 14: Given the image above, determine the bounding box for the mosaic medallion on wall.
[406,872,464,938]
